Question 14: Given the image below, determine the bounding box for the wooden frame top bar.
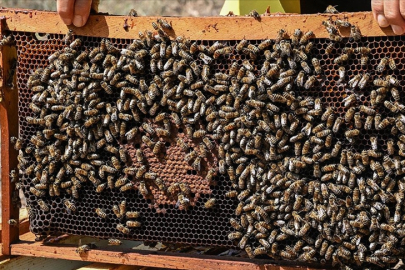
[0,8,394,40]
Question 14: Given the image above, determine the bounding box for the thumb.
[73,0,92,27]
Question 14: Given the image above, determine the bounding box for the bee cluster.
[11,15,405,269]
[224,21,405,269]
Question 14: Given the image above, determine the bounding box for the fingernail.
[62,18,72,25]
[73,15,83,27]
[392,25,405,35]
[377,14,389,27]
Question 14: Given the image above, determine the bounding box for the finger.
[384,0,405,34]
[73,0,92,27]
[400,0,405,20]
[372,0,389,27]
[57,0,75,25]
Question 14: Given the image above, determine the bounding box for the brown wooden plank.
[10,240,319,270]
[76,263,143,270]
[280,267,318,270]
[0,8,395,40]
[0,16,19,256]
[0,255,90,269]
[18,219,30,236]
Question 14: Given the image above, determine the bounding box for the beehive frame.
[0,8,397,269]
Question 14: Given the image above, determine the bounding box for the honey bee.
[193,129,207,139]
[360,55,369,67]
[325,5,338,13]
[204,168,216,184]
[311,58,321,74]
[37,199,50,212]
[228,232,243,241]
[141,122,155,136]
[95,208,107,219]
[142,135,154,148]
[376,57,388,73]
[126,220,142,228]
[289,28,302,46]
[388,57,397,70]
[390,87,400,101]
[235,39,248,53]
[373,78,390,87]
[335,19,351,28]
[151,21,159,31]
[11,136,22,150]
[253,247,267,256]
[124,211,140,219]
[396,119,405,133]
[116,223,130,234]
[192,156,202,171]
[300,30,314,45]
[213,47,233,59]
[61,180,73,189]
[64,199,76,214]
[157,18,172,30]
[177,194,190,209]
[358,73,370,89]
[204,198,216,209]
[333,53,349,65]
[350,25,361,41]
[137,181,148,197]
[304,75,316,89]
[63,29,73,44]
[364,115,373,130]
[386,139,395,155]
[30,187,46,197]
[112,204,122,219]
[108,239,122,246]
[229,218,243,231]
[9,169,18,184]
[76,244,90,255]
[166,183,179,195]
[360,104,375,115]
[247,9,260,20]
[325,43,334,55]
[226,190,238,198]
[385,100,399,113]
[345,128,360,139]
[351,112,361,130]
[153,141,165,155]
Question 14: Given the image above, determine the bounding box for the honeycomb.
[15,32,237,246]
[9,20,405,268]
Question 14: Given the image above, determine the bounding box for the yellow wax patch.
[220,0,300,16]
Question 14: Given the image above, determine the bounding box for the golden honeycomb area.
[8,16,405,269]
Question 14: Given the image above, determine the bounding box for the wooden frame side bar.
[0,219,30,243]
[0,8,395,40]
[10,240,322,270]
[0,16,20,255]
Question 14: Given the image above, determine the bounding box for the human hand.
[57,0,92,27]
[372,0,405,35]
